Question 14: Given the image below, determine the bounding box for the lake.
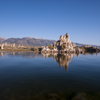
[0,52,100,100]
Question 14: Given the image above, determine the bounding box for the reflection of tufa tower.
[0,52,6,57]
[13,52,15,55]
[41,53,76,71]
[54,53,75,71]
[1,52,4,57]
[41,53,77,71]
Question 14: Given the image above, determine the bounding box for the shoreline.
[0,49,99,54]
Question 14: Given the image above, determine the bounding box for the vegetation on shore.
[0,46,43,52]
[48,45,54,50]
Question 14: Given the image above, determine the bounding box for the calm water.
[0,52,100,100]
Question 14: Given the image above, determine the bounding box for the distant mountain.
[74,42,100,48]
[0,37,55,46]
[0,37,6,42]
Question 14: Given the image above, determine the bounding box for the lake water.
[0,52,100,100]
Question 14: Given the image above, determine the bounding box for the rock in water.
[54,33,74,51]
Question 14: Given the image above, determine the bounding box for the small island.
[41,33,100,53]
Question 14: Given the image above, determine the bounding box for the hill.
[0,37,6,42]
[0,37,55,46]
[74,42,100,48]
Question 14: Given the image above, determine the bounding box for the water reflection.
[56,54,75,71]
[0,52,100,100]
[0,52,99,69]
[42,52,100,71]
[83,52,99,57]
[42,53,76,71]
[0,51,99,58]
[0,52,42,58]
[0,52,6,57]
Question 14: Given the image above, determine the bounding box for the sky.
[0,0,100,45]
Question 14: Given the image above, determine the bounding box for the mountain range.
[0,37,55,46]
[0,37,100,48]
[0,37,6,42]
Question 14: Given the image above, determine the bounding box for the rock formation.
[72,43,77,47]
[1,44,4,49]
[12,43,15,48]
[41,33,78,53]
[4,42,7,46]
[54,33,75,51]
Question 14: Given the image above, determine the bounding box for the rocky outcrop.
[0,42,16,49]
[1,44,4,49]
[54,33,75,51]
[41,33,83,53]
[76,47,83,53]
[84,46,100,52]
[72,43,77,47]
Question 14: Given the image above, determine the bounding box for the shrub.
[62,44,66,50]
[48,45,54,50]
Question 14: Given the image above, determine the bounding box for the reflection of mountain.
[42,53,76,71]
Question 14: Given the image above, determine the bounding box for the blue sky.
[0,0,100,45]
